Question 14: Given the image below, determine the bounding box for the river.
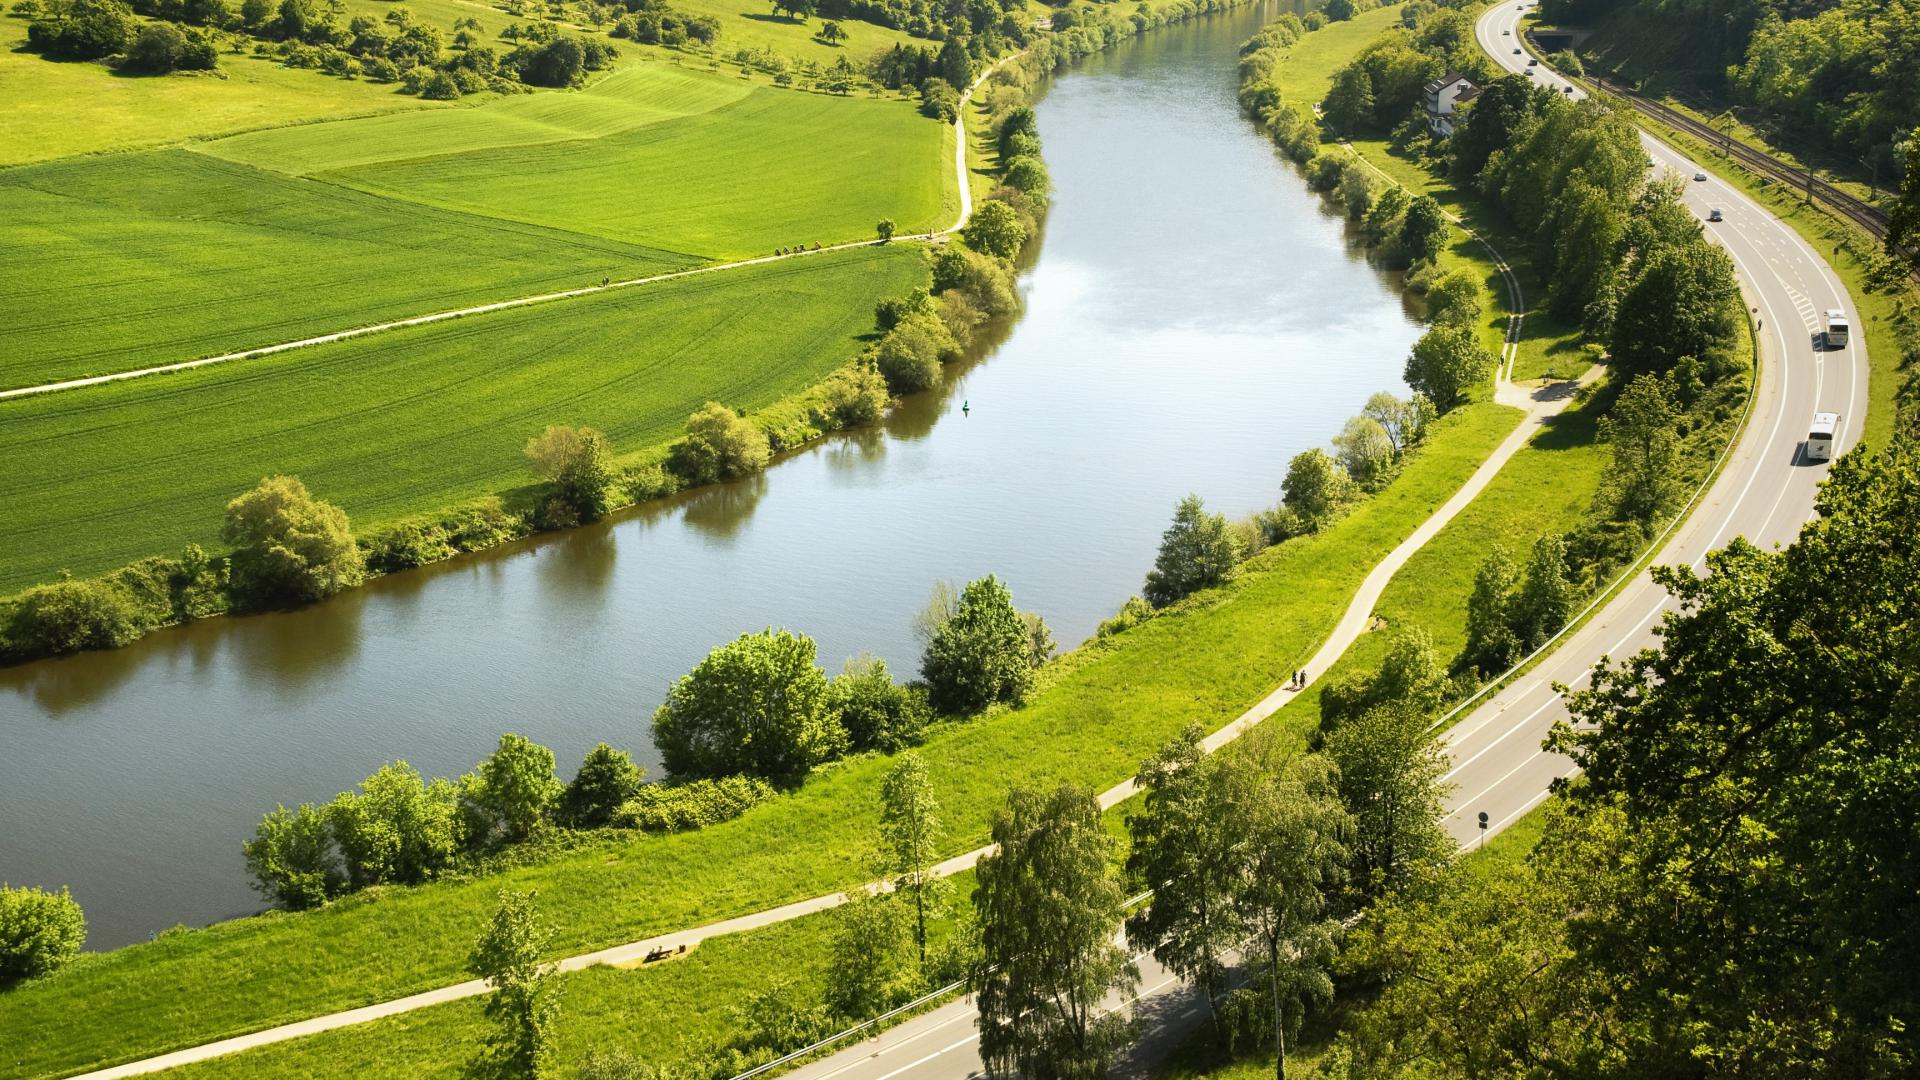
[0,1,1421,949]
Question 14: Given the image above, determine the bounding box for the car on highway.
[1527,57,1539,66]
[1708,208,1724,222]
[1563,86,1574,93]
[1503,29,1510,34]
[1694,172,1708,181]
[1513,47,1522,53]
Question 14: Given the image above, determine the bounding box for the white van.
[1806,412,1839,462]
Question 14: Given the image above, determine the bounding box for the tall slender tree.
[879,752,944,964]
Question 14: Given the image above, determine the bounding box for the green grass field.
[0,150,692,390]
[0,245,924,591]
[331,86,954,257]
[0,403,1520,1079]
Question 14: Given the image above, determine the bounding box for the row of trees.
[652,573,1050,781]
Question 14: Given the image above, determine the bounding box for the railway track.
[1583,73,1896,243]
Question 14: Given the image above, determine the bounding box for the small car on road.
[1708,208,1724,222]
[1513,47,1523,54]
[1694,172,1708,181]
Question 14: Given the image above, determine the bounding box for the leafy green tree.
[514,34,586,86]
[1361,391,1433,454]
[919,76,959,120]
[973,783,1138,1080]
[524,425,617,523]
[1596,373,1679,524]
[1323,703,1453,904]
[1610,240,1741,376]
[1423,268,1485,329]
[875,289,935,331]
[1281,448,1352,531]
[652,628,845,779]
[1398,195,1448,264]
[473,733,562,842]
[1450,74,1552,182]
[1125,725,1244,1041]
[1323,64,1375,130]
[467,890,560,1079]
[1888,129,1920,274]
[222,475,366,607]
[27,0,135,58]
[1541,178,1627,323]
[876,218,896,241]
[769,0,812,19]
[962,200,1026,259]
[936,35,969,89]
[826,886,915,1019]
[1403,324,1495,410]
[244,802,343,909]
[1457,543,1521,675]
[328,761,464,887]
[1324,0,1355,20]
[671,402,771,485]
[1320,628,1452,734]
[873,311,958,394]
[0,885,86,984]
[815,18,844,44]
[1223,737,1351,1080]
[1143,494,1240,608]
[3,577,144,657]
[1510,533,1576,649]
[1547,449,1920,1076]
[920,575,1034,713]
[831,656,927,752]
[880,752,945,963]
[560,743,645,828]
[1001,155,1050,198]
[1332,415,1397,489]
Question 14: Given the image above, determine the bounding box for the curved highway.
[775,8,1869,1080]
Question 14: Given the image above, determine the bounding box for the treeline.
[242,734,775,909]
[16,0,617,94]
[1544,0,1919,177]
[1317,447,1920,1079]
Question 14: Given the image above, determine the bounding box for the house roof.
[1424,72,1477,95]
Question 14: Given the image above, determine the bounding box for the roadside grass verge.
[0,246,924,591]
[0,403,1518,1079]
[0,150,693,390]
[331,88,954,260]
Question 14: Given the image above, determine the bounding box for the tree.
[1610,241,1741,376]
[26,0,135,59]
[826,886,915,1019]
[921,575,1034,713]
[0,885,86,984]
[652,628,844,780]
[473,733,562,842]
[1545,450,1920,1075]
[1889,128,1920,274]
[1281,448,1351,532]
[1510,533,1575,649]
[560,743,644,828]
[936,35,969,90]
[329,762,464,887]
[222,475,366,607]
[1323,64,1375,130]
[244,802,343,909]
[768,0,812,20]
[1596,373,1678,524]
[1458,544,1521,675]
[1331,415,1396,488]
[880,752,944,964]
[1143,494,1239,608]
[1423,268,1485,328]
[973,783,1138,1080]
[1398,195,1448,264]
[467,891,561,1079]
[1361,391,1432,454]
[1403,324,1495,410]
[1319,628,1452,735]
[815,18,844,44]
[872,312,957,394]
[671,401,770,485]
[1222,739,1351,1080]
[919,77,959,121]
[962,200,1026,259]
[1124,726,1244,1042]
[832,656,927,752]
[876,218,896,242]
[1323,703,1453,905]
[124,22,201,72]
[524,425,617,522]
[1324,0,1355,20]
[514,35,585,86]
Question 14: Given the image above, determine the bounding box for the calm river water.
[0,2,1421,948]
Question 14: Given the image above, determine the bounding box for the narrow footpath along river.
[0,2,1421,949]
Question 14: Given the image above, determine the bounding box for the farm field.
[332,85,956,257]
[0,402,1519,1079]
[0,244,925,592]
[0,150,691,390]
[201,61,756,175]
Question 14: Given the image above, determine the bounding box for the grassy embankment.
[0,400,1519,1079]
[0,61,950,390]
[0,245,926,593]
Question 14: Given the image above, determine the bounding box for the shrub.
[512,34,585,86]
[420,69,461,99]
[670,402,771,485]
[1404,324,1496,410]
[875,289,935,331]
[873,311,958,394]
[961,200,1027,260]
[0,886,86,984]
[3,577,145,657]
[1424,268,1486,328]
[612,775,776,832]
[1143,494,1239,607]
[921,575,1034,713]
[124,22,218,72]
[222,475,366,607]
[243,802,343,910]
[328,762,464,888]
[929,245,1018,316]
[1282,448,1354,532]
[812,363,891,428]
[1000,155,1050,199]
[830,655,929,752]
[26,0,134,59]
[918,76,958,120]
[1096,595,1155,638]
[652,629,846,780]
[470,733,562,842]
[561,743,646,828]
[525,424,617,522]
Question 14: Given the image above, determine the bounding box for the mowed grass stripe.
[333,88,956,259]
[200,62,757,176]
[0,245,925,591]
[0,151,696,389]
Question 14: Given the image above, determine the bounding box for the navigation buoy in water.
[962,400,970,416]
